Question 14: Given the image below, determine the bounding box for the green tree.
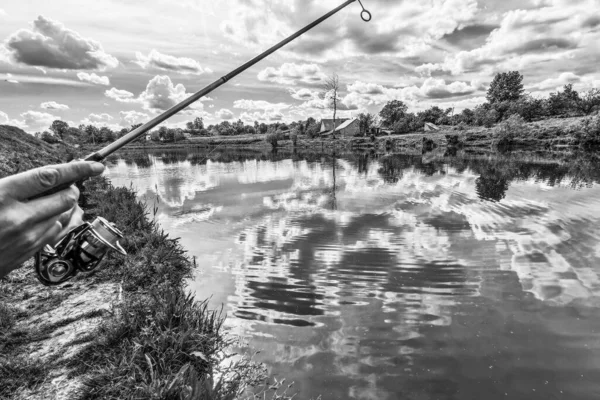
[100,126,116,142]
[41,131,60,144]
[577,88,600,115]
[379,100,408,128]
[84,124,99,144]
[158,126,171,141]
[173,129,186,142]
[50,120,69,140]
[357,113,375,136]
[486,71,524,104]
[192,117,203,130]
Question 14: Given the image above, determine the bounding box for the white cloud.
[222,0,479,61]
[105,87,136,103]
[120,110,149,126]
[16,110,57,132]
[0,73,90,86]
[138,75,200,112]
[340,78,481,111]
[232,99,292,122]
[216,109,234,120]
[289,88,320,101]
[0,9,6,17]
[534,72,581,91]
[233,99,289,111]
[135,49,212,75]
[4,16,118,70]
[257,63,327,85]
[105,75,203,114]
[40,101,69,110]
[87,113,113,122]
[421,1,594,75]
[0,110,8,124]
[419,78,481,98]
[77,72,110,86]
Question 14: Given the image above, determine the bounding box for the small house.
[424,122,440,132]
[319,118,349,134]
[320,118,360,137]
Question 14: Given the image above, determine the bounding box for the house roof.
[320,118,349,132]
[333,119,356,131]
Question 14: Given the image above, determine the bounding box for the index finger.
[0,161,105,201]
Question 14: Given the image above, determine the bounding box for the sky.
[0,0,599,133]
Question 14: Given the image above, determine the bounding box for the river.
[105,148,600,400]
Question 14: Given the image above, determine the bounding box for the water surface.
[106,149,600,400]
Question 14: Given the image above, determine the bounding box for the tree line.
[376,71,600,135]
[35,70,600,145]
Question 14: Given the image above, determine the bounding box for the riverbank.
[121,115,597,154]
[0,126,287,399]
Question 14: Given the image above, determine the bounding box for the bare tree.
[323,73,341,140]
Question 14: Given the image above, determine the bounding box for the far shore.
[121,115,590,153]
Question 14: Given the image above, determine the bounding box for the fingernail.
[89,162,105,174]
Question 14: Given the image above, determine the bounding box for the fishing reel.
[34,217,127,286]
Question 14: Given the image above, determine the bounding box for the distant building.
[371,122,393,136]
[320,118,360,137]
[319,118,349,134]
[424,122,440,132]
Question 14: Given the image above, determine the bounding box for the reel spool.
[35,217,126,286]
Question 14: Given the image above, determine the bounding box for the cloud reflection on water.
[106,150,600,400]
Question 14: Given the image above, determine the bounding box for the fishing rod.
[33,0,372,286]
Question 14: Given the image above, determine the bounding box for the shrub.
[575,113,600,150]
[265,132,282,149]
[492,114,526,151]
[474,104,499,127]
[290,133,298,147]
[40,131,60,144]
[422,137,436,152]
[445,134,462,147]
[577,89,600,115]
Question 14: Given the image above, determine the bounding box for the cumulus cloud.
[77,72,110,86]
[138,75,197,111]
[419,78,481,99]
[4,16,118,70]
[9,110,57,132]
[135,49,212,75]
[120,110,149,126]
[233,99,289,111]
[216,109,234,120]
[0,9,6,17]
[222,0,479,60]
[419,1,596,75]
[239,111,284,122]
[0,110,8,124]
[340,78,482,111]
[232,99,292,121]
[105,87,136,103]
[534,72,581,91]
[257,63,327,85]
[40,101,69,110]
[289,88,320,101]
[87,113,113,122]
[104,75,203,114]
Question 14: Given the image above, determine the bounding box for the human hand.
[0,161,105,279]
